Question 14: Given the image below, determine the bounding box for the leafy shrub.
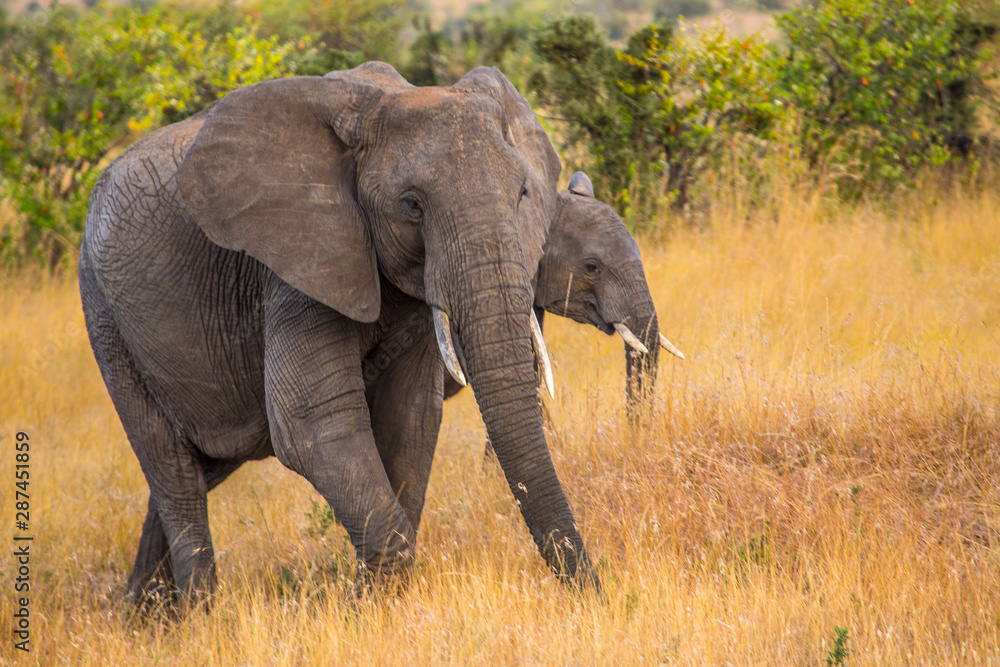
[528,0,995,220]
[619,23,784,214]
[528,17,670,224]
[756,0,791,11]
[776,0,993,193]
[130,17,299,130]
[529,16,783,224]
[402,3,538,87]
[0,3,300,268]
[246,0,404,75]
[825,626,853,666]
[0,4,150,267]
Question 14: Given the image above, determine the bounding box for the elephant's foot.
[127,559,216,619]
[349,556,414,603]
[127,575,180,621]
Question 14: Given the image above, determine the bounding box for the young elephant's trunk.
[623,300,661,415]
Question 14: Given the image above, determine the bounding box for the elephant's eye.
[402,196,422,222]
[585,260,600,274]
[520,186,529,201]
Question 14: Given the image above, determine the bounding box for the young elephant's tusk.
[432,308,467,387]
[658,332,685,359]
[530,310,555,399]
[613,322,650,355]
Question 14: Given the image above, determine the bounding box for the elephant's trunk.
[429,229,597,587]
[623,297,660,417]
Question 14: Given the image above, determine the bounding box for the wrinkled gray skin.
[463,173,664,458]
[79,62,599,607]
[113,173,668,608]
[366,174,665,491]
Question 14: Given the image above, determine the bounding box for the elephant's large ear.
[451,67,561,272]
[177,76,384,323]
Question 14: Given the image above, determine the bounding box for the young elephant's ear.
[325,60,413,91]
[451,67,562,273]
[568,171,595,198]
[177,76,384,323]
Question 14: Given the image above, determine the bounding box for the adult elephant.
[123,170,688,604]
[80,62,597,607]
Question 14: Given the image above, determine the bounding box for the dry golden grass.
[2,179,999,664]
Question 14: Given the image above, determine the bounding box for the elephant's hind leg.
[127,496,175,609]
[127,457,245,610]
[80,247,217,608]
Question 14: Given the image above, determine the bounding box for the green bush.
[130,16,299,130]
[776,0,993,193]
[402,3,540,87]
[246,0,404,75]
[0,3,301,268]
[527,17,669,224]
[755,0,791,11]
[619,23,784,214]
[527,1,995,219]
[529,17,782,224]
[0,4,152,267]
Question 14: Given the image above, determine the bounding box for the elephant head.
[535,172,684,408]
[175,63,596,586]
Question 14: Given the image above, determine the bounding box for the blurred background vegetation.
[1,0,997,268]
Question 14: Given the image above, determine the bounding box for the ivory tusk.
[529,310,555,399]
[658,332,685,359]
[432,308,467,387]
[613,322,650,355]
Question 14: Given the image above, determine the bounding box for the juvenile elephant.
[80,62,601,606]
[532,171,684,406]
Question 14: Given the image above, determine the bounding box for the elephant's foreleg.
[264,284,415,585]
[366,333,445,532]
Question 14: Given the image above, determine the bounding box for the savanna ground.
[1,175,999,664]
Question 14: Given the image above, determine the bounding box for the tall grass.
[1,175,998,664]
